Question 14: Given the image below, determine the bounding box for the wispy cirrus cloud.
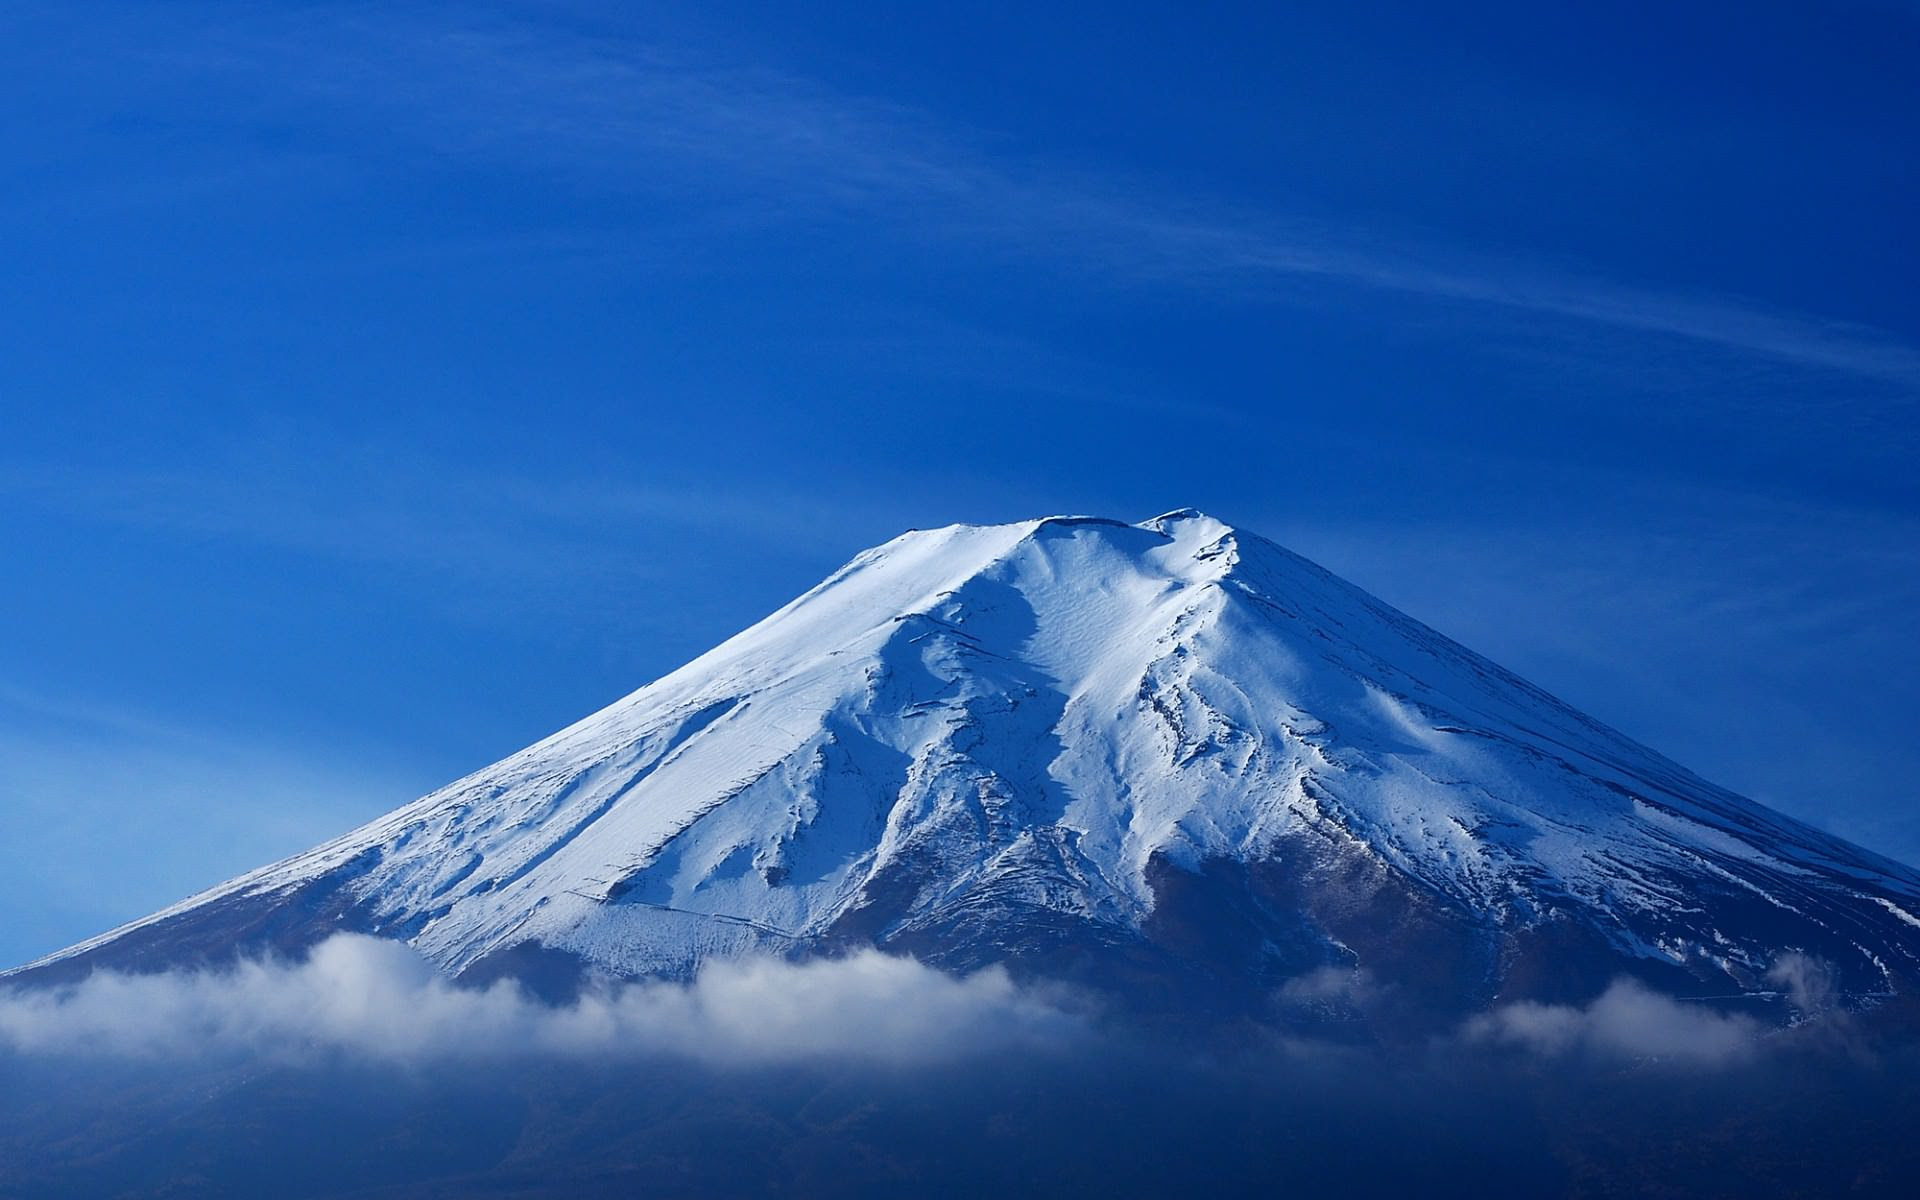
[0,447,883,596]
[84,3,1915,392]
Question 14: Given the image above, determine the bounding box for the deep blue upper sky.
[4,0,1917,967]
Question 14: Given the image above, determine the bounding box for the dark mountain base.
[5,1032,1920,1199]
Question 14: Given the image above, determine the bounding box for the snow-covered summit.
[15,511,1920,1014]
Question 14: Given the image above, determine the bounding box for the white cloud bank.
[0,936,1081,1067]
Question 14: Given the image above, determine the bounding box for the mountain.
[11,511,1920,1023]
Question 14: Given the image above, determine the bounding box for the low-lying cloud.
[0,936,1082,1066]
[3,938,1856,1075]
[1465,979,1761,1065]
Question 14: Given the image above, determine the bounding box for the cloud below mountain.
[1465,978,1762,1064]
[0,935,1082,1067]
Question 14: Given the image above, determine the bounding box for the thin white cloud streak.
[1465,979,1762,1065]
[0,936,1082,1066]
[0,451,881,597]
[133,6,1920,391]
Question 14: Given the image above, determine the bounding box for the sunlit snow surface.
[20,512,1920,998]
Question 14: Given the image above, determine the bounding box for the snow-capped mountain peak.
[15,512,1920,1018]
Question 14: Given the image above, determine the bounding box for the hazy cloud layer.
[0,936,1081,1066]
[4,933,1816,1073]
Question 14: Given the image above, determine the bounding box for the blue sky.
[3,0,1917,967]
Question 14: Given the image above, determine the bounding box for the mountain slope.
[13,511,1920,1018]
